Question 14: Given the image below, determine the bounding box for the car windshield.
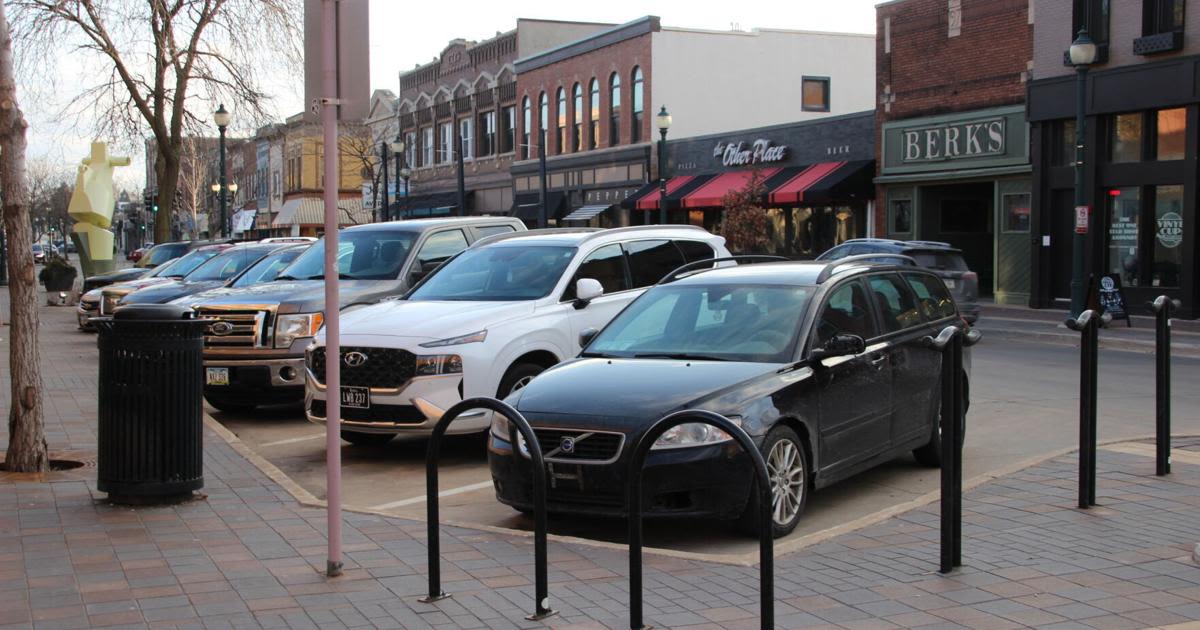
[229,248,306,288]
[279,230,416,280]
[408,245,577,302]
[139,242,188,267]
[908,251,968,271]
[586,284,813,363]
[32,244,43,252]
[155,248,222,278]
[186,246,276,281]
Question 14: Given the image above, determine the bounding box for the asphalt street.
[210,334,1200,560]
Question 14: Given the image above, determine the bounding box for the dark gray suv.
[818,239,979,323]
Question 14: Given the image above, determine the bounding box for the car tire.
[496,362,545,399]
[206,398,256,414]
[339,430,394,447]
[913,374,969,467]
[739,424,809,538]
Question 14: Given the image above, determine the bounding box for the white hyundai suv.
[304,225,730,445]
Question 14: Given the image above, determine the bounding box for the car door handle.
[868,354,888,369]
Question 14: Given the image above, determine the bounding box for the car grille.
[309,400,425,424]
[79,300,98,312]
[522,428,625,464]
[309,346,416,389]
[100,294,120,315]
[196,309,269,348]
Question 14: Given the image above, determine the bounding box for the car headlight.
[101,294,120,313]
[419,330,487,348]
[274,312,324,348]
[490,414,512,441]
[414,354,462,376]
[652,416,744,450]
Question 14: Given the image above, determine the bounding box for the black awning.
[388,190,473,217]
[511,192,566,221]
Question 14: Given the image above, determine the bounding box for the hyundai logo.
[559,436,576,454]
[343,351,368,368]
[209,321,235,336]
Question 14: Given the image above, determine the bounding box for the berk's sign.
[713,139,788,167]
[903,118,1005,162]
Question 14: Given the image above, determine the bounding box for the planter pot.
[42,269,77,292]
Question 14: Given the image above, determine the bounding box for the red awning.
[768,162,847,205]
[632,175,698,211]
[678,168,781,209]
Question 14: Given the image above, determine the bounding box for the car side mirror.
[409,260,437,284]
[579,327,600,348]
[573,278,603,310]
[810,334,866,362]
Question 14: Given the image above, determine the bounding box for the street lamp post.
[456,134,467,217]
[656,106,672,225]
[399,166,412,220]
[1068,29,1097,317]
[214,104,232,239]
[378,140,390,223]
[538,129,549,228]
[390,136,406,222]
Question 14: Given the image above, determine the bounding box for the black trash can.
[95,303,206,503]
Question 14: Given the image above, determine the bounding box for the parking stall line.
[368,480,495,511]
[260,433,327,448]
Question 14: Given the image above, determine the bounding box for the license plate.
[206,367,230,386]
[341,386,370,409]
[943,279,956,289]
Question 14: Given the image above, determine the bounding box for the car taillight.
[962,271,978,283]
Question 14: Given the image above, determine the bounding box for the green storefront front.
[876,105,1032,306]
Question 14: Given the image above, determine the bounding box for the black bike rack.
[626,410,773,630]
[422,397,555,620]
[1151,296,1181,477]
[1065,310,1107,508]
[922,325,980,574]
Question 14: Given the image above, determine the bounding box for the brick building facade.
[875,0,1032,305]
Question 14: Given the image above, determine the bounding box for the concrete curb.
[980,326,1200,358]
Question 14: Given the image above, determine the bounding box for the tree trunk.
[0,1,47,472]
[155,149,181,244]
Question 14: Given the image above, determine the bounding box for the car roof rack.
[471,227,602,248]
[658,255,790,285]
[904,239,954,248]
[841,237,906,245]
[815,253,917,284]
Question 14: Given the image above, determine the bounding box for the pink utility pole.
[321,0,343,578]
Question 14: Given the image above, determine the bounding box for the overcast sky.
[23,0,878,191]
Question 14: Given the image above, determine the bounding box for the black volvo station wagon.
[487,257,970,537]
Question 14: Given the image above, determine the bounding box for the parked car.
[304,226,732,446]
[817,239,979,323]
[78,253,191,329]
[118,242,293,307]
[98,243,234,315]
[489,255,971,537]
[32,244,46,264]
[170,243,310,307]
[127,245,151,262]
[194,217,525,414]
[85,240,213,292]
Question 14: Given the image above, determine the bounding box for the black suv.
[818,239,979,323]
[488,256,969,537]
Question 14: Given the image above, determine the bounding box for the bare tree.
[26,159,72,243]
[10,0,302,245]
[0,1,48,473]
[175,136,209,238]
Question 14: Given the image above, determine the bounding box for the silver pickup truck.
[192,217,525,413]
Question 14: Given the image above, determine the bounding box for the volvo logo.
[559,436,576,454]
[343,351,368,368]
[209,321,235,336]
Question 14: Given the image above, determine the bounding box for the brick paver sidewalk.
[3,294,1200,629]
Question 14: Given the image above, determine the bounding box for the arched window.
[631,66,644,143]
[556,87,567,153]
[539,91,548,152]
[521,96,531,160]
[609,72,621,147]
[572,83,583,153]
[589,79,600,150]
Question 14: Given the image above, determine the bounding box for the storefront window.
[802,77,831,112]
[1153,184,1183,287]
[1156,108,1186,161]
[1003,193,1031,232]
[1110,113,1143,163]
[890,199,912,234]
[1053,119,1077,167]
[1107,187,1141,286]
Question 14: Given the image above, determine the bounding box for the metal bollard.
[422,397,555,620]
[1150,296,1180,476]
[1065,310,1105,508]
[627,410,773,630]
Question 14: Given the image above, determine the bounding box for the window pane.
[1054,119,1077,167]
[1003,193,1031,232]
[802,78,830,112]
[867,274,923,332]
[1110,113,1143,163]
[903,273,958,320]
[1107,187,1141,286]
[566,243,629,299]
[890,199,912,233]
[417,230,469,266]
[625,239,686,287]
[1156,108,1185,160]
[675,240,715,263]
[1153,184,1183,287]
[816,281,877,345]
[501,106,515,153]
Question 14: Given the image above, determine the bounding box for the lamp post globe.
[656,106,672,225]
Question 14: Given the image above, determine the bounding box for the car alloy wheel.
[767,437,806,527]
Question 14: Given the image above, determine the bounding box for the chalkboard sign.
[1091,274,1132,327]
